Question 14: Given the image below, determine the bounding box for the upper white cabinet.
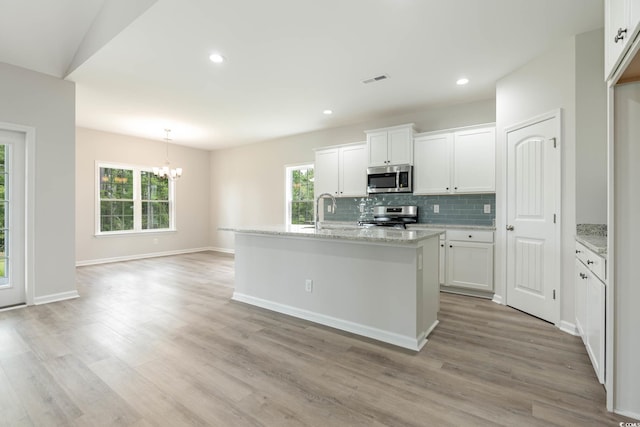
[454,127,496,193]
[605,0,640,80]
[314,143,367,198]
[366,124,415,166]
[414,125,495,194]
[414,133,452,193]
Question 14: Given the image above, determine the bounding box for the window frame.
[95,161,176,236]
[284,163,314,227]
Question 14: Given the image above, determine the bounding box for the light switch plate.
[484,204,491,214]
[433,204,439,214]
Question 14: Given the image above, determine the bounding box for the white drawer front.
[575,241,606,282]
[447,229,494,243]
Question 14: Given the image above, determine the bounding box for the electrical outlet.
[327,204,332,213]
[305,279,313,293]
[484,204,491,214]
[433,204,439,214]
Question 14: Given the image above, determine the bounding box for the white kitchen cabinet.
[605,0,640,80]
[414,133,452,193]
[442,230,494,293]
[339,144,368,196]
[438,234,445,286]
[314,143,367,198]
[366,124,415,166]
[453,127,496,193]
[575,259,588,339]
[414,125,495,195]
[574,241,606,384]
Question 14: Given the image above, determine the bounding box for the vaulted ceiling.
[0,0,604,149]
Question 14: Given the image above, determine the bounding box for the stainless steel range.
[358,205,418,228]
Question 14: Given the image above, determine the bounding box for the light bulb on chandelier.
[153,129,183,180]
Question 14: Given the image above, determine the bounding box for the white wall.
[76,127,211,264]
[495,29,605,328]
[0,61,76,303]
[210,99,496,251]
[576,30,607,224]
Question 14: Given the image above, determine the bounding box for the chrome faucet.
[315,193,337,230]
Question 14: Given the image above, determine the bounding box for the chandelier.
[153,129,183,180]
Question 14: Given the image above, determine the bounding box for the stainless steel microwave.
[367,164,413,194]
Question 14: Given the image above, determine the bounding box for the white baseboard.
[232,292,436,351]
[491,294,504,305]
[76,247,227,266]
[209,246,235,255]
[558,320,579,336]
[34,290,79,305]
[614,408,640,422]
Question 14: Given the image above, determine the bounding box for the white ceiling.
[1,0,604,150]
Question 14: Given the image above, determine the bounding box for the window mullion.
[133,168,142,231]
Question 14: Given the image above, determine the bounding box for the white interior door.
[506,113,560,323]
[0,129,26,309]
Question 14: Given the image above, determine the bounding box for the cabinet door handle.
[576,249,581,254]
[446,187,449,191]
[440,244,444,247]
[468,235,472,239]
[506,225,514,231]
[449,245,453,248]
[587,260,594,265]
[579,273,588,279]
[615,27,628,43]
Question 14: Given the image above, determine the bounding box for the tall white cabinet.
[605,0,640,79]
[314,143,367,198]
[414,125,495,195]
[605,0,640,415]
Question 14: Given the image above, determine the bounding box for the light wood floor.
[0,251,633,426]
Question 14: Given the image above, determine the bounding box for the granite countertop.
[576,234,607,256]
[219,224,444,244]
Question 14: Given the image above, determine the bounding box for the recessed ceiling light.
[209,53,225,64]
[456,78,469,85]
[323,109,333,115]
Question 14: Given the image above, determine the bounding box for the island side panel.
[417,237,440,343]
[232,233,439,350]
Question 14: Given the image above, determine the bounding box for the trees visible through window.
[141,171,170,229]
[99,167,134,232]
[97,163,174,234]
[0,144,7,284]
[286,165,314,225]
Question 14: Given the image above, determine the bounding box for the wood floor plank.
[0,251,635,426]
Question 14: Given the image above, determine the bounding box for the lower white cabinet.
[575,241,606,384]
[441,230,494,294]
[438,234,445,286]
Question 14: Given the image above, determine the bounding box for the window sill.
[94,229,177,238]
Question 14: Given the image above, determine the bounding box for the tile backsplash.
[324,193,496,226]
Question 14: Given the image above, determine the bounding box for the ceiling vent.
[362,74,389,84]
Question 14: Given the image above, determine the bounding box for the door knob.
[506,225,514,231]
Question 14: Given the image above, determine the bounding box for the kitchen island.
[220,225,442,351]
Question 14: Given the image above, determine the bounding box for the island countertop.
[219,224,444,244]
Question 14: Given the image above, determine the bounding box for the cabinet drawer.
[447,230,494,243]
[575,241,606,282]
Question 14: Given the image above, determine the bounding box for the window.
[285,164,314,226]
[97,163,174,234]
[0,144,7,285]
